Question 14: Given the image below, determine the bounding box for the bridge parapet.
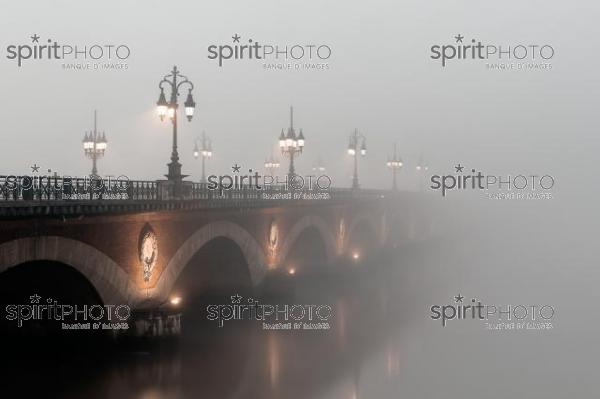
[0,175,398,218]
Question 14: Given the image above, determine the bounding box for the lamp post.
[264,153,281,175]
[416,152,428,192]
[386,143,403,191]
[156,65,195,197]
[278,106,305,188]
[82,110,107,176]
[347,129,366,189]
[193,131,212,183]
[312,156,325,173]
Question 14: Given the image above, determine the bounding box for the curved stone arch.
[346,211,384,251]
[0,236,139,305]
[278,214,337,266]
[152,220,267,303]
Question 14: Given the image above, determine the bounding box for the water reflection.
[267,333,280,393]
[3,250,405,399]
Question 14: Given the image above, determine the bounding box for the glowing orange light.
[352,252,360,260]
[170,296,181,306]
[288,267,296,275]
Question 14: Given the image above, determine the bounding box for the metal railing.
[0,175,132,201]
[0,175,395,217]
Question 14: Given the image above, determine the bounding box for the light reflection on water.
[3,248,408,399]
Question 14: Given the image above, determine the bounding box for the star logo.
[454,294,464,303]
[30,294,41,304]
[31,34,40,43]
[454,34,464,43]
[232,34,241,43]
[30,164,40,173]
[231,294,242,304]
[232,164,241,173]
[454,164,464,173]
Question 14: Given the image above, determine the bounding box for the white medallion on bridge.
[139,224,158,283]
[268,220,279,259]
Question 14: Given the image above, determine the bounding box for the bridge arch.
[278,214,337,267]
[346,211,384,257]
[0,236,139,305]
[152,220,267,303]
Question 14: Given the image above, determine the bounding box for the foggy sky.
[0,0,596,192]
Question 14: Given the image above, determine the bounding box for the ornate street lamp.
[347,129,366,189]
[156,65,195,196]
[386,143,403,191]
[416,152,429,192]
[312,156,326,173]
[264,152,281,175]
[278,106,305,188]
[193,131,212,183]
[82,110,107,175]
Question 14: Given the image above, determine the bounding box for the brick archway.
[278,214,337,266]
[346,211,384,251]
[0,236,139,305]
[151,220,268,304]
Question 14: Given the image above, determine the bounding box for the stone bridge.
[0,185,436,309]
